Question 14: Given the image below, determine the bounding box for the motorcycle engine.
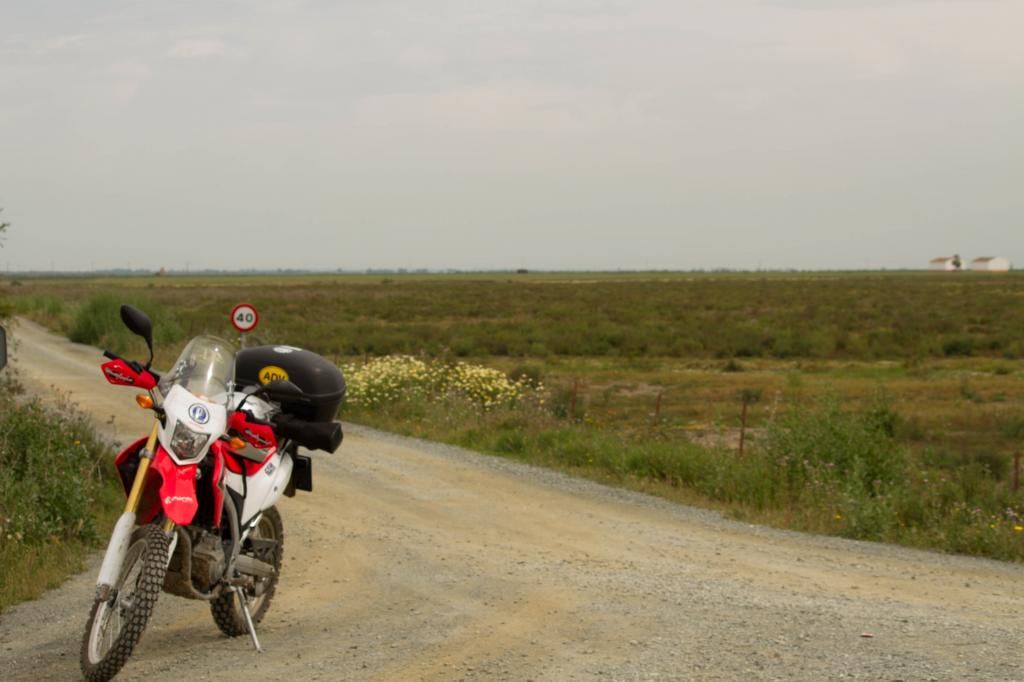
[191,533,227,592]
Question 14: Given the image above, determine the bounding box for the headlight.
[170,421,210,460]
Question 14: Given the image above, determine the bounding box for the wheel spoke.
[104,607,118,656]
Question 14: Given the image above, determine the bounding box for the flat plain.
[7,270,1024,447]
[5,270,1024,558]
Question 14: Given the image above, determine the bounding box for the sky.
[1,0,1021,272]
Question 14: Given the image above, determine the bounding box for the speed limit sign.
[230,303,259,333]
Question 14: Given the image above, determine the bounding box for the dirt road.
[2,318,1023,681]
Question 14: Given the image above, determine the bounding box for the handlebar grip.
[103,350,118,360]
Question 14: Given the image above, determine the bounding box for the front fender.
[150,446,199,525]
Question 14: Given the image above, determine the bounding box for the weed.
[722,358,744,372]
[8,272,1024,561]
[959,377,980,402]
[508,364,544,388]
[68,293,184,357]
[0,375,121,611]
[943,337,975,357]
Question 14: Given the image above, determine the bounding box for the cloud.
[106,59,152,105]
[396,46,448,71]
[167,38,227,60]
[349,80,648,136]
[35,34,87,54]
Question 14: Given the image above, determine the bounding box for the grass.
[348,391,1024,560]
[0,540,106,611]
[9,270,1024,361]
[4,271,1024,561]
[0,374,122,612]
[339,347,1024,559]
[8,272,1024,454]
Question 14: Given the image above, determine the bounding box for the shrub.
[549,383,587,421]
[996,411,1024,439]
[0,389,114,549]
[721,358,744,373]
[761,395,908,501]
[943,337,975,357]
[342,355,544,411]
[508,364,544,388]
[11,295,64,318]
[68,293,183,354]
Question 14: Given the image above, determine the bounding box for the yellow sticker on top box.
[258,366,290,384]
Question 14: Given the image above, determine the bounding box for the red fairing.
[115,439,226,528]
[150,447,199,525]
[113,441,198,525]
[101,359,157,390]
[208,441,228,528]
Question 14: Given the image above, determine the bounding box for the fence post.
[736,388,762,458]
[1013,452,1021,493]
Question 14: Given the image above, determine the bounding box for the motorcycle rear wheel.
[80,523,170,682]
[210,505,284,637]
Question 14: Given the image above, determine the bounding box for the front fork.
[95,421,177,598]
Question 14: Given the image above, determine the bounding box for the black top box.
[235,345,346,423]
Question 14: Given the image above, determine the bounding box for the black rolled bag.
[272,412,343,453]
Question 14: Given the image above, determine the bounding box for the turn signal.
[229,437,246,450]
[135,394,154,409]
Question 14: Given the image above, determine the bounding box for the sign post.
[230,303,259,349]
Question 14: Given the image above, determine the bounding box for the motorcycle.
[80,305,344,682]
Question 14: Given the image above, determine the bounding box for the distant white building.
[970,256,1011,272]
[930,256,961,271]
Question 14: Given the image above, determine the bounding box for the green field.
[4,271,1024,560]
[15,270,1024,361]
[8,270,1024,449]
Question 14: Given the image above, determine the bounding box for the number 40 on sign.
[230,303,259,333]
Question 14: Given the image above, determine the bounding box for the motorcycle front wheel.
[210,505,284,636]
[80,523,170,682]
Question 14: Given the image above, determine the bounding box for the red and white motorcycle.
[80,305,344,682]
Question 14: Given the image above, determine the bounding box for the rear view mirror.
[119,305,154,368]
[0,326,6,370]
[120,305,153,344]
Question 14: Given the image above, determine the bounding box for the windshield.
[158,336,235,403]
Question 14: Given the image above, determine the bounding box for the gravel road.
[1,318,1023,681]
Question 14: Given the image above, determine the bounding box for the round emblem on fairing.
[188,403,210,425]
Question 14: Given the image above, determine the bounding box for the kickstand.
[234,586,263,653]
